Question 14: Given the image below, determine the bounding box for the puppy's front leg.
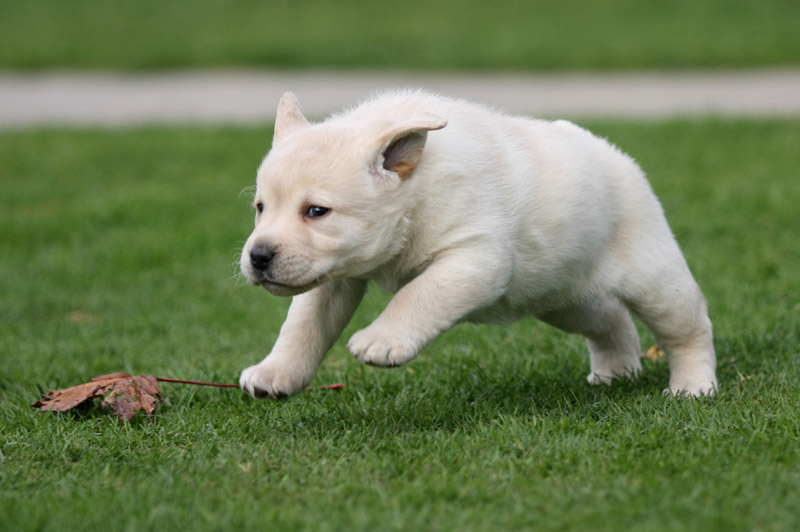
[240,278,366,398]
[349,251,507,367]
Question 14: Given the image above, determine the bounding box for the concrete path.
[2,68,800,128]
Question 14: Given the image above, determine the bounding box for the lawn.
[0,0,799,71]
[1,119,799,531]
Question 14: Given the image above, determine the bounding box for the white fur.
[239,89,717,399]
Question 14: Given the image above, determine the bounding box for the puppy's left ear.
[274,92,311,143]
[378,116,447,180]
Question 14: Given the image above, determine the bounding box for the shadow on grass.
[260,357,672,438]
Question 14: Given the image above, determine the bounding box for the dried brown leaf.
[33,373,162,420]
[643,344,666,362]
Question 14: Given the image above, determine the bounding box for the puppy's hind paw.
[664,381,718,398]
[586,365,640,386]
[665,368,718,398]
[587,372,613,386]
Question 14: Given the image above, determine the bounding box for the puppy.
[239,89,717,399]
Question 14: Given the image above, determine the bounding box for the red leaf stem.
[153,377,346,392]
[154,377,239,388]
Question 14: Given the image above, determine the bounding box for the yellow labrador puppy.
[239,90,717,399]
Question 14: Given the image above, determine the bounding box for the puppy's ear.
[379,116,447,180]
[274,92,310,143]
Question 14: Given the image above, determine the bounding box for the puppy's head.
[240,92,446,296]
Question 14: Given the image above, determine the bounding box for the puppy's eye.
[305,205,330,219]
[255,202,264,214]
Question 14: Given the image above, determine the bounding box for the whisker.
[239,185,257,203]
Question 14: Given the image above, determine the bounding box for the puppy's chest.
[365,255,430,294]
[368,267,415,294]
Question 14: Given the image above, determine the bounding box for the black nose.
[249,244,276,271]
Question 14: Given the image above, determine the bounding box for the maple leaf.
[33,372,162,421]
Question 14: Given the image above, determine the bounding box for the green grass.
[0,0,799,71]
[1,120,799,531]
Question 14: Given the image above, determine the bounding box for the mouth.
[241,252,324,296]
[257,278,321,297]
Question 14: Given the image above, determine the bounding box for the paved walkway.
[2,68,800,128]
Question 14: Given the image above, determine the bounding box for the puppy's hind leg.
[622,259,717,397]
[540,297,642,386]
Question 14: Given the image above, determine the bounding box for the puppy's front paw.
[347,324,419,367]
[239,358,309,399]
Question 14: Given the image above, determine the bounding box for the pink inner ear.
[389,160,418,179]
[383,131,427,179]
